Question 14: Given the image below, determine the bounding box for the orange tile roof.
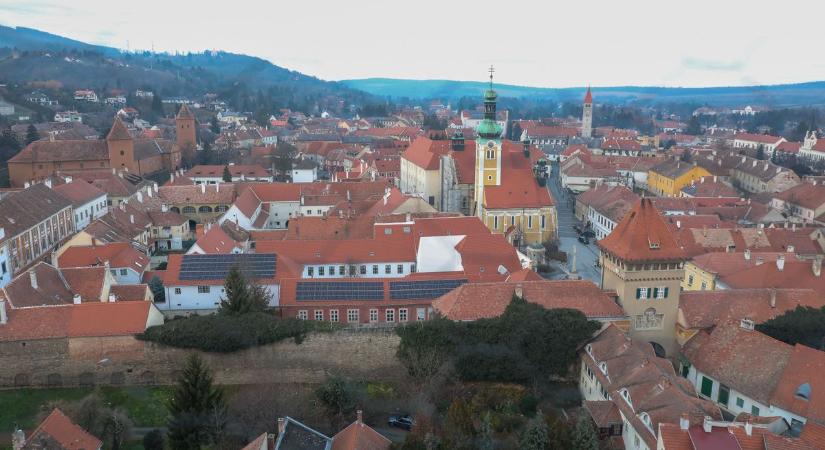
[27,408,102,450]
[332,419,391,450]
[401,137,451,170]
[770,344,825,423]
[598,198,687,263]
[433,280,624,321]
[679,289,823,330]
[58,242,149,271]
[106,117,132,141]
[800,421,825,449]
[109,284,150,301]
[52,181,106,206]
[61,267,107,302]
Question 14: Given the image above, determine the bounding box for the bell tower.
[176,103,197,150]
[597,198,686,356]
[474,66,503,217]
[582,86,593,138]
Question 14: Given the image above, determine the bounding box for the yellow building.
[647,159,711,197]
[682,260,718,291]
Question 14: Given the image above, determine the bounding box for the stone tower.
[106,117,136,172]
[176,103,196,150]
[597,198,686,356]
[473,66,503,218]
[581,86,593,138]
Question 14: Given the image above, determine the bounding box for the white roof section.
[416,235,465,273]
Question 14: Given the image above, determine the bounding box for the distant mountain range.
[0,25,372,112]
[342,78,825,107]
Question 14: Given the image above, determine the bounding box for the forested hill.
[0,25,374,113]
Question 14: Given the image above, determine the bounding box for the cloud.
[681,57,745,72]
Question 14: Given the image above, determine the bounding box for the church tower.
[597,198,687,357]
[176,104,196,150]
[106,117,136,172]
[473,66,503,218]
[581,86,593,138]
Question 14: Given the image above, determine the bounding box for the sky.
[1,0,824,88]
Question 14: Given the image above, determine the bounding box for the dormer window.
[586,344,594,358]
[599,362,608,376]
[620,388,632,408]
[796,383,811,400]
[648,239,660,249]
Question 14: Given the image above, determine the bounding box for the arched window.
[599,362,608,376]
[170,206,180,213]
[198,205,213,213]
[586,344,593,358]
[182,206,196,214]
[215,204,229,213]
[640,412,651,426]
[796,383,811,400]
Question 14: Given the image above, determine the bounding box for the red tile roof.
[734,133,784,145]
[401,137,451,170]
[58,242,149,272]
[52,181,106,206]
[679,288,823,331]
[332,418,391,450]
[770,344,825,423]
[433,280,624,321]
[598,198,687,263]
[27,408,102,450]
[584,87,593,104]
[109,284,150,301]
[106,117,132,141]
[773,182,825,211]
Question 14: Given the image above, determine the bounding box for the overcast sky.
[2,0,824,88]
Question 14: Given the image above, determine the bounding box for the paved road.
[547,163,601,284]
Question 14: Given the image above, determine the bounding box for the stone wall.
[0,328,403,389]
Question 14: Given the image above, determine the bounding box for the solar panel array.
[178,253,277,281]
[296,281,384,301]
[390,279,467,300]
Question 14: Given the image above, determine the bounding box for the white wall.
[292,168,316,183]
[74,195,108,230]
[109,267,142,285]
[163,283,280,311]
[302,261,416,278]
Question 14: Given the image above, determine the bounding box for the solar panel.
[178,253,277,281]
[296,281,384,301]
[389,279,467,300]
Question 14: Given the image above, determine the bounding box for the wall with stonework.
[0,328,403,389]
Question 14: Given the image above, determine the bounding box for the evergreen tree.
[148,275,165,303]
[210,116,221,134]
[25,124,40,144]
[686,115,702,135]
[570,414,599,450]
[167,354,226,450]
[444,398,475,449]
[315,376,355,429]
[152,94,165,117]
[756,144,766,161]
[143,429,164,450]
[756,305,825,350]
[519,415,550,450]
[476,412,494,450]
[219,266,250,314]
[222,165,232,182]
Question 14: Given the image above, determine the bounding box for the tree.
[476,412,494,450]
[686,115,701,135]
[210,116,221,134]
[143,429,165,450]
[570,414,599,450]
[218,266,270,315]
[148,275,165,303]
[167,354,227,450]
[519,415,550,450]
[25,124,40,144]
[756,144,766,161]
[271,142,297,181]
[48,393,133,450]
[756,305,825,350]
[444,398,475,449]
[152,94,165,117]
[680,148,693,163]
[222,165,232,182]
[315,376,355,429]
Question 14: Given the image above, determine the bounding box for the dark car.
[582,230,596,238]
[388,414,415,431]
[578,235,589,245]
[573,224,583,234]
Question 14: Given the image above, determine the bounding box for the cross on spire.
[488,65,495,88]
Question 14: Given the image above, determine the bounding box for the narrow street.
[546,163,602,284]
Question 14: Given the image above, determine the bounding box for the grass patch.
[99,386,172,427]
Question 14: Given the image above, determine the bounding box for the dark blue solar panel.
[389,279,467,300]
[179,253,277,280]
[296,281,384,301]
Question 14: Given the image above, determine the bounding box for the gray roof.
[276,417,332,450]
[0,184,72,238]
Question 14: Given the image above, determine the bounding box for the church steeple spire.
[477,65,502,139]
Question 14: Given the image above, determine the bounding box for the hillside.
[0,25,373,112]
[343,78,825,107]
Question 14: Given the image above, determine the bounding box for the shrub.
[138,312,333,352]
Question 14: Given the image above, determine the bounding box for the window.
[197,286,210,294]
[411,264,416,273]
[493,216,498,229]
[314,310,324,321]
[417,308,426,321]
[700,281,707,290]
[297,310,308,320]
[330,309,339,322]
[372,265,378,274]
[174,288,181,295]
[307,267,314,277]
[486,149,495,159]
[527,216,533,229]
[339,266,345,276]
[318,266,324,276]
[636,287,649,299]
[751,405,760,416]
[397,264,403,274]
[687,274,694,286]
[718,384,730,406]
[541,215,546,229]
[111,269,117,276]
[655,287,668,299]
[736,397,744,408]
[700,376,713,397]
[360,265,366,275]
[349,265,356,276]
[119,268,127,276]
[399,308,408,322]
[347,309,359,323]
[385,264,391,274]
[680,362,690,378]
[329,266,335,275]
[385,309,395,322]
[369,309,378,322]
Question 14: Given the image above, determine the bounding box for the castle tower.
[597,198,686,356]
[473,66,503,217]
[581,86,593,138]
[176,104,196,150]
[106,117,136,172]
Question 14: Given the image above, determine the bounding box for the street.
[546,163,602,284]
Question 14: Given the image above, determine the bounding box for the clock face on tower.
[487,141,495,148]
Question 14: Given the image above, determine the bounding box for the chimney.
[745,420,753,436]
[170,172,175,182]
[515,284,524,298]
[161,204,169,213]
[136,192,143,203]
[49,131,55,142]
[23,181,30,189]
[679,413,689,431]
[154,182,159,193]
[147,186,153,197]
[216,183,220,193]
[0,299,7,325]
[356,410,363,424]
[776,255,785,271]
[201,184,206,194]
[129,214,134,224]
[770,289,776,308]
[702,416,712,433]
[44,178,52,188]
[755,256,764,266]
[744,249,751,260]
[73,294,81,305]
[676,220,681,229]
[787,245,795,253]
[266,434,276,450]
[65,175,73,183]
[813,256,822,277]
[277,418,286,435]
[108,293,116,302]
[29,270,38,289]
[713,175,717,182]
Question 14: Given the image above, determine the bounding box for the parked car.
[578,235,589,245]
[582,230,596,238]
[389,414,415,431]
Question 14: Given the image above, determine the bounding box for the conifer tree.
[148,275,165,303]
[167,354,226,450]
[222,165,232,182]
[519,415,550,450]
[219,266,250,314]
[25,124,39,144]
[570,414,599,450]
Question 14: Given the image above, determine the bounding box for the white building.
[54,111,82,123]
[0,228,10,287]
[798,131,825,162]
[52,178,108,230]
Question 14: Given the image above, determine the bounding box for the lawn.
[0,386,172,432]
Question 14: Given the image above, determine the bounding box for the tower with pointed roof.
[176,104,196,151]
[106,116,136,172]
[597,198,686,356]
[581,87,593,138]
[473,66,504,217]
